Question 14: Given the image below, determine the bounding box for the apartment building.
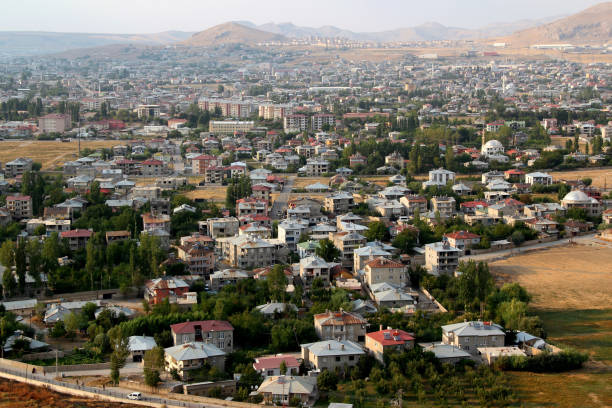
[209,120,254,134]
[430,196,456,218]
[423,168,455,188]
[443,231,481,252]
[136,105,160,119]
[191,155,221,175]
[216,234,277,269]
[277,220,307,251]
[331,231,367,269]
[6,195,32,219]
[201,217,239,239]
[299,256,333,286]
[298,158,329,176]
[177,242,215,278]
[259,103,293,120]
[364,257,407,288]
[199,99,254,118]
[314,310,367,342]
[236,198,268,217]
[311,114,335,131]
[400,195,428,215]
[324,192,354,214]
[38,113,71,133]
[283,114,308,133]
[4,157,33,178]
[164,342,225,380]
[425,241,461,276]
[60,229,93,251]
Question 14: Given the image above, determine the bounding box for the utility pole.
[55,349,58,378]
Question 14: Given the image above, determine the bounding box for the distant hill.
[0,31,193,57]
[181,22,286,46]
[246,17,560,42]
[498,2,612,46]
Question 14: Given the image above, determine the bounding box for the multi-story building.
[140,159,165,176]
[60,229,93,251]
[299,256,333,286]
[4,157,33,178]
[314,310,367,343]
[141,213,171,233]
[425,241,461,276]
[209,120,254,134]
[301,339,365,373]
[236,198,268,217]
[199,99,255,118]
[423,168,455,188]
[278,220,307,251]
[298,158,329,176]
[324,192,354,214]
[525,172,553,186]
[441,321,505,355]
[400,195,428,215]
[164,342,225,380]
[136,105,160,119]
[144,276,190,304]
[259,104,293,120]
[191,155,221,175]
[364,257,407,288]
[443,231,481,252]
[216,234,278,269]
[331,231,367,269]
[170,320,234,351]
[202,217,239,239]
[38,113,71,133]
[430,196,456,218]
[365,328,415,364]
[177,242,215,278]
[6,195,32,219]
[311,114,335,131]
[283,114,308,133]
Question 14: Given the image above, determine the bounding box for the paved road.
[0,363,221,408]
[270,175,296,220]
[460,233,598,263]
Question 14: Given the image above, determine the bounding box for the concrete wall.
[21,351,66,362]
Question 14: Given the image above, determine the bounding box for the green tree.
[109,327,129,385]
[457,261,494,316]
[315,239,341,262]
[392,228,418,254]
[365,221,390,242]
[14,240,27,294]
[317,370,339,392]
[267,264,288,302]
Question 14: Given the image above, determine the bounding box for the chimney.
[379,324,383,331]
[328,343,331,350]
[341,344,345,350]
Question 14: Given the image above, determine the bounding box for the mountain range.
[0,2,609,56]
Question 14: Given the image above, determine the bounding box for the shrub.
[497,350,588,372]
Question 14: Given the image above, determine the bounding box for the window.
[335,356,341,362]
[349,356,355,361]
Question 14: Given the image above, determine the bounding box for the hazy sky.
[1,0,605,33]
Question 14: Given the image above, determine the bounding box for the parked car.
[127,392,142,400]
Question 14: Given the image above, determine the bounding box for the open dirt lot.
[0,140,118,170]
[490,243,612,310]
[0,378,139,408]
[184,186,228,203]
[551,167,612,189]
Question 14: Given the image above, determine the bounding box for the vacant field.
[184,186,227,203]
[551,167,612,189]
[293,177,330,189]
[0,378,139,408]
[0,140,118,170]
[508,369,612,408]
[490,243,612,310]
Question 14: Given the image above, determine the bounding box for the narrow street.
[270,175,295,220]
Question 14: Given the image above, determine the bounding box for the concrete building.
[314,310,367,343]
[164,342,225,380]
[136,105,160,119]
[255,376,318,406]
[60,229,92,251]
[299,256,333,286]
[6,195,32,219]
[425,241,461,276]
[561,190,601,217]
[38,114,71,133]
[284,114,308,132]
[525,172,552,186]
[311,114,335,131]
[170,320,234,351]
[4,157,33,178]
[177,243,215,278]
[278,220,307,251]
[331,231,367,269]
[365,328,414,363]
[430,196,456,218]
[364,257,406,288]
[216,234,278,269]
[209,120,254,134]
[441,321,505,355]
[423,168,455,188]
[253,355,300,377]
[301,339,365,372]
[324,192,354,214]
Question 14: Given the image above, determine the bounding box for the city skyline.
[0,0,607,34]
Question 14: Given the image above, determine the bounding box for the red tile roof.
[444,230,480,240]
[253,356,300,371]
[60,229,93,238]
[170,320,233,334]
[366,329,414,346]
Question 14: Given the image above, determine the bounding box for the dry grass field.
[490,243,612,310]
[292,177,330,189]
[0,140,118,170]
[184,186,228,203]
[0,378,139,408]
[551,168,612,189]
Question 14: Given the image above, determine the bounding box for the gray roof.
[257,375,317,396]
[164,341,225,362]
[421,343,471,359]
[128,336,157,352]
[301,339,364,357]
[441,321,504,337]
[255,303,298,315]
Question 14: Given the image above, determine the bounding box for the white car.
[127,392,142,400]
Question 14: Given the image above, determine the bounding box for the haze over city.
[0,0,607,33]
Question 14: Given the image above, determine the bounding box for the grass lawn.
[535,309,612,363]
[508,308,612,407]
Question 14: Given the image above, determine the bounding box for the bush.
[143,368,161,387]
[497,350,588,372]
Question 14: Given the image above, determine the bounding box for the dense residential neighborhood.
[0,3,610,406]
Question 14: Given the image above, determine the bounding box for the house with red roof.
[192,155,220,174]
[253,355,300,377]
[170,320,234,351]
[444,231,481,252]
[365,328,415,363]
[252,184,272,203]
[140,159,165,176]
[145,276,190,305]
[314,310,368,343]
[60,229,93,251]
